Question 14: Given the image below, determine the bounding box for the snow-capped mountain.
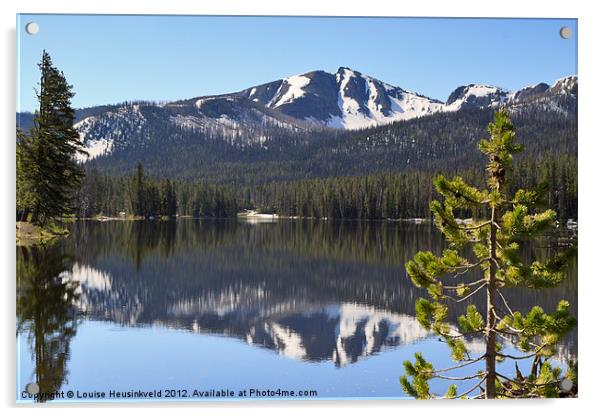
[16,69,578,162]
[238,67,445,129]
[234,68,576,128]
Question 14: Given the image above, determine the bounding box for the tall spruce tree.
[17,51,86,225]
[130,162,147,217]
[400,109,576,399]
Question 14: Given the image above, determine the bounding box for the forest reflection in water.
[16,219,577,401]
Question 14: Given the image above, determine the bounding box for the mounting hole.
[25,382,39,395]
[560,378,573,392]
[25,22,39,35]
[559,26,572,39]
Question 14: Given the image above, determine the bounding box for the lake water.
[16,219,577,402]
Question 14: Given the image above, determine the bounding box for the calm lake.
[16,219,577,402]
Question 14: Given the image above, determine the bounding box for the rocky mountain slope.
[17,69,577,164]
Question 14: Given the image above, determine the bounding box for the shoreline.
[16,221,69,246]
[79,212,433,223]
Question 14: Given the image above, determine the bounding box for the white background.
[1,1,600,415]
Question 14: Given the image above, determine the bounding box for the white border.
[2,1,600,415]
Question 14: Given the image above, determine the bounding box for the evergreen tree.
[16,51,86,225]
[400,109,576,399]
[16,245,79,401]
[16,131,35,220]
[130,162,147,217]
[159,179,177,217]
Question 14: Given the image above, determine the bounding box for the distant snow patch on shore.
[237,210,279,223]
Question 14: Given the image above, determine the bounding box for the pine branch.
[431,355,485,374]
[433,373,484,381]
[495,372,560,388]
[493,330,516,348]
[452,221,492,231]
[441,283,486,303]
[496,288,515,316]
[495,327,543,350]
[446,376,487,399]
[447,258,489,277]
[443,278,486,290]
[492,329,520,339]
[497,343,549,360]
[492,308,524,334]
[442,329,484,339]
[490,256,501,269]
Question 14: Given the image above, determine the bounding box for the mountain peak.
[336,66,355,73]
[445,84,509,110]
[550,75,578,96]
[233,67,447,129]
[60,71,578,161]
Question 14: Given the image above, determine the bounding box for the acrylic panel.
[16,14,578,402]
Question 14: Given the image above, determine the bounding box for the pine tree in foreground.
[17,51,87,225]
[400,109,576,399]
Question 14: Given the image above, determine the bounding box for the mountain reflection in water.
[17,219,577,400]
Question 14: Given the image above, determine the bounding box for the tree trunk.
[485,207,498,398]
[30,208,39,225]
[19,208,30,222]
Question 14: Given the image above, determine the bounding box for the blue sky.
[17,15,577,112]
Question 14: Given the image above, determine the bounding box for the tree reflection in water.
[17,244,80,402]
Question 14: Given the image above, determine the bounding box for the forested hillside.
[19,72,576,222]
[77,150,576,221]
[82,103,576,185]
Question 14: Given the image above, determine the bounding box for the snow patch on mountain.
[74,116,114,162]
[336,68,361,115]
[467,85,500,98]
[268,75,312,108]
[74,105,148,161]
[325,68,445,129]
[365,77,383,112]
[444,84,509,112]
[79,138,113,162]
[390,93,444,118]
